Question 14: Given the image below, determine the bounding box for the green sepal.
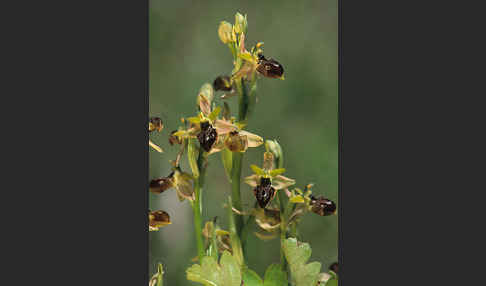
[187,138,200,179]
[250,164,266,176]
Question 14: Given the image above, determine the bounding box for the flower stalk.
[192,150,207,261]
[230,152,244,237]
[231,78,252,240]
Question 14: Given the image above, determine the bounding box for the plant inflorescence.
[149,12,338,286]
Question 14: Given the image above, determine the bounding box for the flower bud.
[218,21,233,44]
[197,83,214,115]
[263,152,274,171]
[234,12,247,35]
[266,140,283,163]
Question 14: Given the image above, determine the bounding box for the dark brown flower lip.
[256,54,284,78]
[253,181,275,209]
[149,117,163,132]
[149,172,175,194]
[200,121,211,130]
[260,177,271,187]
[197,122,218,152]
[329,262,338,273]
[149,210,171,226]
[310,195,336,216]
[213,75,233,91]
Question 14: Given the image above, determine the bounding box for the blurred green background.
[149,0,337,284]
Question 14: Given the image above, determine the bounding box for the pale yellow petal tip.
[290,195,305,203]
[149,140,164,153]
[279,75,285,80]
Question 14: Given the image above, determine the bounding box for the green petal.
[269,168,285,177]
[250,164,265,176]
[208,106,221,122]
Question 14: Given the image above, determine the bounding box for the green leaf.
[208,106,222,122]
[328,270,337,280]
[324,270,338,286]
[282,238,321,286]
[222,148,233,181]
[157,264,164,286]
[263,264,288,286]
[220,251,242,286]
[187,138,199,178]
[325,278,338,286]
[242,268,263,286]
[149,263,164,286]
[269,168,286,177]
[186,251,241,286]
[250,164,265,176]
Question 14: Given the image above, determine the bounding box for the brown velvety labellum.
[253,177,275,208]
[213,75,233,91]
[197,121,218,152]
[310,195,336,216]
[256,55,284,79]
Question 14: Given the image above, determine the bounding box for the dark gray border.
[5,0,148,284]
[338,0,482,284]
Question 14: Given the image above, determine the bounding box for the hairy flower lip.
[329,262,339,273]
[256,54,284,79]
[149,117,163,132]
[197,121,218,152]
[213,75,233,91]
[253,181,276,209]
[310,195,337,216]
[149,172,174,194]
[149,210,171,231]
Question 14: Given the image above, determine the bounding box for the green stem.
[275,146,289,269]
[241,201,257,256]
[230,78,250,242]
[228,196,244,266]
[279,195,288,270]
[230,152,244,238]
[192,151,207,261]
[237,79,249,121]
